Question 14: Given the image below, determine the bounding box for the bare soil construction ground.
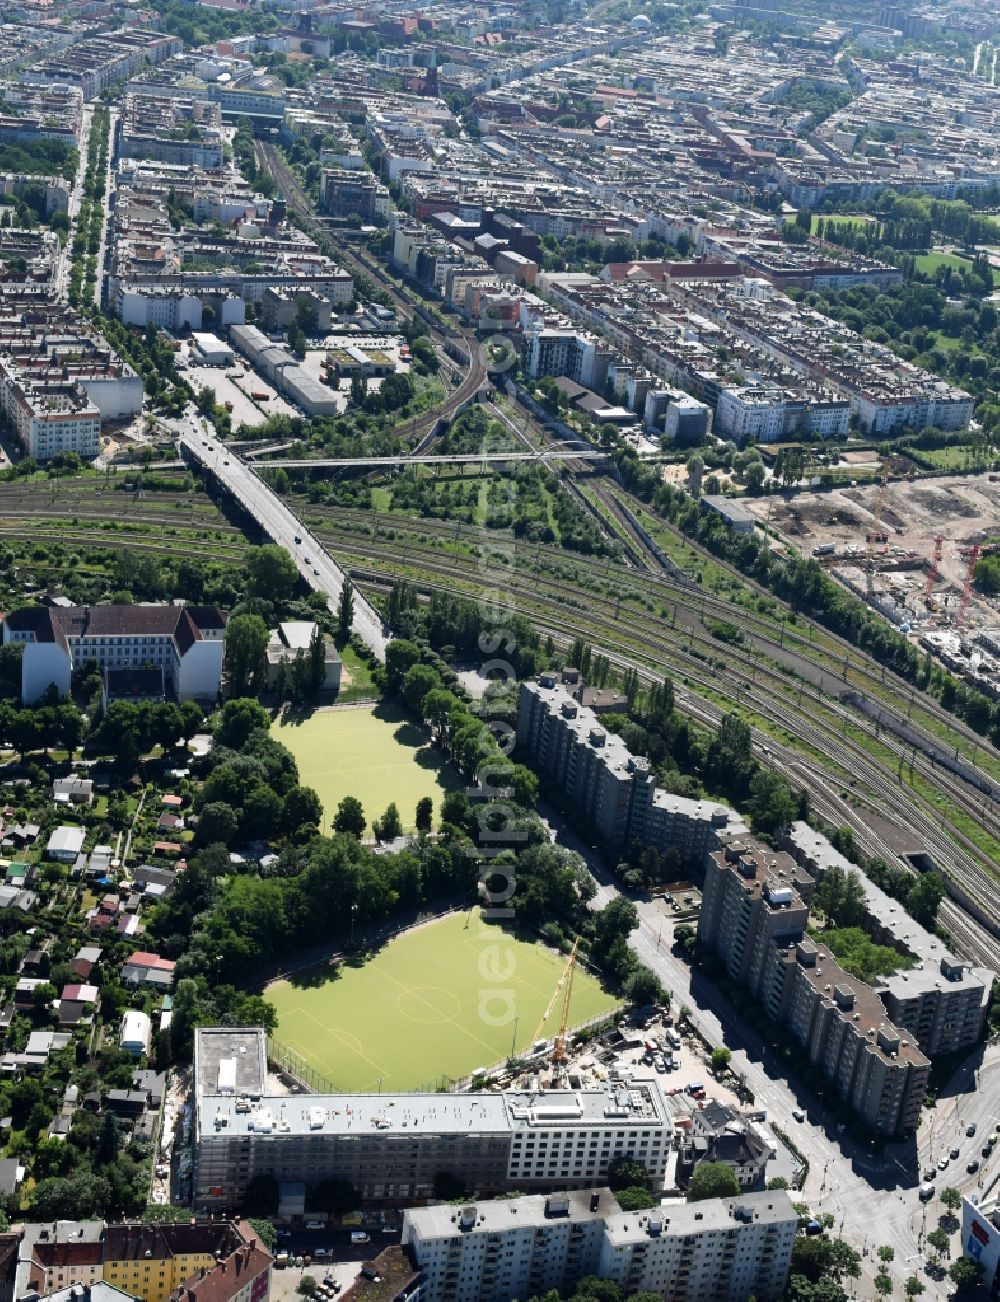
[748,472,1000,622]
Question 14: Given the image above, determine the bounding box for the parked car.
[967,1123,977,1136]
[792,1109,806,1122]
[351,1232,370,1245]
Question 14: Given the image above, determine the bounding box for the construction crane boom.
[534,938,580,1064]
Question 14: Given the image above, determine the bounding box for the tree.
[180,699,204,742]
[949,1258,983,1292]
[283,786,322,837]
[385,639,421,693]
[375,802,402,841]
[767,1176,789,1190]
[308,627,326,695]
[298,1277,318,1297]
[789,1235,860,1285]
[616,1187,655,1211]
[415,797,433,834]
[248,1219,276,1250]
[710,1046,732,1073]
[903,1276,924,1297]
[940,1186,962,1213]
[604,1155,649,1190]
[96,1111,120,1165]
[905,873,945,928]
[195,802,238,848]
[624,966,664,1008]
[223,614,269,697]
[30,1172,111,1220]
[745,460,766,493]
[688,1161,739,1201]
[242,1173,279,1216]
[216,698,270,749]
[333,796,366,838]
[338,578,354,641]
[877,1245,895,1263]
[246,545,298,602]
[874,1273,892,1296]
[402,663,440,715]
[926,1228,950,1259]
[309,1178,358,1216]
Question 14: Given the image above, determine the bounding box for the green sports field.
[266,909,619,1091]
[272,703,461,832]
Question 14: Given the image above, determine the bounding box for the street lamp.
[350,903,358,945]
[511,1014,520,1060]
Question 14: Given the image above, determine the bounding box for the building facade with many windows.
[402,1188,798,1302]
[3,604,227,704]
[192,1030,672,1208]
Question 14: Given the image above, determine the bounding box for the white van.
[305,1219,325,1230]
[351,1232,370,1245]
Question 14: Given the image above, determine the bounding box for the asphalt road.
[177,408,387,660]
[542,804,1000,1298]
[54,102,93,302]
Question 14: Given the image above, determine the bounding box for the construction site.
[746,470,1000,698]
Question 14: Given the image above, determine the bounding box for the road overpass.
[178,410,387,661]
[252,449,608,469]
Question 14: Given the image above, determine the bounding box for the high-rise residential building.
[403,1191,609,1302]
[403,1188,798,1302]
[192,1030,672,1209]
[698,841,930,1136]
[515,674,746,858]
[783,822,992,1056]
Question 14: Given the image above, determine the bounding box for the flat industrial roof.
[195,1030,671,1140]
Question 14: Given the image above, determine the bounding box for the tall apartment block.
[784,822,992,1056]
[193,1030,672,1208]
[698,841,930,1136]
[515,674,746,858]
[403,1188,798,1302]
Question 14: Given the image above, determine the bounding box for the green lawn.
[914,251,998,285]
[811,214,872,233]
[272,702,461,832]
[266,908,620,1091]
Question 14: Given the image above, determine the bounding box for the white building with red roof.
[3,602,226,704]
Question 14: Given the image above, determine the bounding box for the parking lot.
[269,1222,404,1302]
[183,358,300,428]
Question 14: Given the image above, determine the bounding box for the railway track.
[278,522,1000,958]
[256,143,488,437]
[4,467,999,964]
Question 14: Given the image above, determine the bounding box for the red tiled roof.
[126,951,176,971]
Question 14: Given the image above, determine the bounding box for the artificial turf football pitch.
[266,909,619,1092]
[271,703,460,833]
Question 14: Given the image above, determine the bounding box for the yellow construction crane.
[534,938,580,1065]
